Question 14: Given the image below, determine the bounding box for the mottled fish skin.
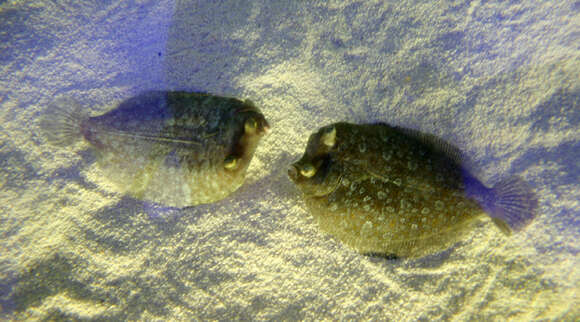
[288,122,537,258]
[41,91,269,207]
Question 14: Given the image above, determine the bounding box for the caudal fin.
[39,98,87,146]
[488,176,538,235]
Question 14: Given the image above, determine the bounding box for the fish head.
[288,124,342,197]
[235,99,270,136]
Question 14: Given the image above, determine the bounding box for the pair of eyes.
[223,117,261,171]
[297,126,336,178]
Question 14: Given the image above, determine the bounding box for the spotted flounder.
[288,122,537,258]
[40,91,269,207]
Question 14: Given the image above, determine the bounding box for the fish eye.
[299,163,316,178]
[244,118,258,134]
[224,156,238,170]
[320,126,336,148]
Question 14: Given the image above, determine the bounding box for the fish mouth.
[258,116,270,135]
[287,164,298,182]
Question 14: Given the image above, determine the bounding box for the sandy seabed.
[1,0,579,320]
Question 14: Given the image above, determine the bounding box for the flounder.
[288,122,537,258]
[40,91,269,207]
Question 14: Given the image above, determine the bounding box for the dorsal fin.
[371,122,465,165]
[396,126,465,165]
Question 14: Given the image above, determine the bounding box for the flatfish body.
[288,122,537,258]
[40,91,269,207]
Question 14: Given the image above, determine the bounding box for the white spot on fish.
[382,151,392,161]
[342,177,351,187]
[359,143,366,153]
[361,221,373,235]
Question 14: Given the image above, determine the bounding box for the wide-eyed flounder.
[288,122,537,258]
[40,91,269,207]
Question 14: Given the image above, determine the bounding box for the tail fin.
[39,98,87,146]
[487,176,538,235]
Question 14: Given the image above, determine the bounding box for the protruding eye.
[320,126,336,147]
[244,118,258,134]
[299,163,316,178]
[224,156,238,170]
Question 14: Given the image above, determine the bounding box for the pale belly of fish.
[40,91,269,208]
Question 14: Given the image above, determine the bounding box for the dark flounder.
[40,91,269,207]
[288,122,537,258]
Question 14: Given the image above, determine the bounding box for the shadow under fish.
[288,122,538,259]
[39,91,269,208]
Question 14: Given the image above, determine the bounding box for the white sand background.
[1,0,579,320]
